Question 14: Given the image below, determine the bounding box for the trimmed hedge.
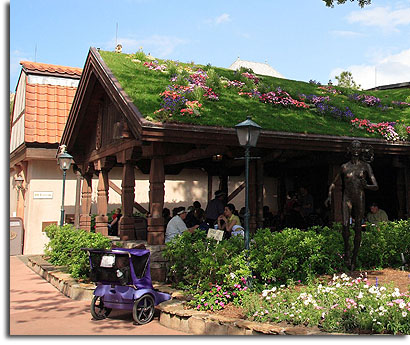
[164,220,410,289]
[44,224,111,279]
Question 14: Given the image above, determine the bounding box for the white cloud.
[105,35,188,58]
[330,48,410,89]
[347,6,410,32]
[215,13,231,25]
[204,13,232,26]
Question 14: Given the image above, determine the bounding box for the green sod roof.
[99,50,410,141]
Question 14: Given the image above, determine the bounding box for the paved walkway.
[9,256,190,335]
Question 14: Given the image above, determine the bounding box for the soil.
[212,268,410,320]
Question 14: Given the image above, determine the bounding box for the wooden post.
[79,173,92,231]
[396,167,405,219]
[119,161,136,240]
[219,173,228,205]
[95,168,109,236]
[256,159,264,229]
[74,170,82,229]
[147,155,165,244]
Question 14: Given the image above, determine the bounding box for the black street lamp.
[57,150,73,226]
[235,116,261,251]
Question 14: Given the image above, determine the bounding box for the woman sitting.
[217,203,244,239]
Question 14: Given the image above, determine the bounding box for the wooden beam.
[88,139,140,163]
[163,146,227,166]
[108,180,148,214]
[227,182,245,202]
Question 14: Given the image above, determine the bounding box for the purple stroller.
[84,248,171,325]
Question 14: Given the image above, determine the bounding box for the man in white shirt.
[165,207,199,243]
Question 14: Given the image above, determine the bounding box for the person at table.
[165,207,199,243]
[205,190,226,226]
[217,203,242,239]
[366,203,388,224]
[162,207,172,228]
[108,208,122,236]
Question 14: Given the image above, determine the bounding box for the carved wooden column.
[119,161,136,240]
[249,160,257,233]
[329,164,342,222]
[79,172,93,231]
[147,154,165,244]
[74,168,82,229]
[95,166,109,236]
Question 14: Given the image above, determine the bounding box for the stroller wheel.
[132,294,155,325]
[91,296,112,320]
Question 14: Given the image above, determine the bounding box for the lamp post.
[235,116,261,251]
[57,151,73,226]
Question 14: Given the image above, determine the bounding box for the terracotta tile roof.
[20,61,82,77]
[24,83,77,144]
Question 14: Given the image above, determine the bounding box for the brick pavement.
[9,256,190,336]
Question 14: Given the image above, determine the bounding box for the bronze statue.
[325,140,378,270]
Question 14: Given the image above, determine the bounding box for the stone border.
[156,299,336,335]
[24,255,349,335]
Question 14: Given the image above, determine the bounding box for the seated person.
[162,208,172,227]
[231,224,244,237]
[367,203,388,224]
[217,203,242,239]
[108,208,122,236]
[263,205,274,228]
[165,207,199,243]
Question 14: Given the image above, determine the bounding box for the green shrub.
[44,224,111,279]
[163,229,252,311]
[249,227,344,284]
[163,230,250,290]
[358,220,410,269]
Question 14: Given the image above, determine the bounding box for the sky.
[7,0,410,91]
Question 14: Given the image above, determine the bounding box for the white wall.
[23,160,77,254]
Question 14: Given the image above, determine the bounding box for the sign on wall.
[33,191,53,199]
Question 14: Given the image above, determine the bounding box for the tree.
[323,0,371,7]
[335,71,361,90]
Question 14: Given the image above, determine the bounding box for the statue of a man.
[325,140,378,270]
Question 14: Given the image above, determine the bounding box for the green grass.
[99,50,410,139]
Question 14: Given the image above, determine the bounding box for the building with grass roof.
[59,47,409,269]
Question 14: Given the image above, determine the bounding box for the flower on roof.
[143,61,167,72]
[180,100,202,116]
[241,72,259,84]
[259,88,309,109]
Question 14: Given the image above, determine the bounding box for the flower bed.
[243,273,410,334]
[351,118,410,142]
